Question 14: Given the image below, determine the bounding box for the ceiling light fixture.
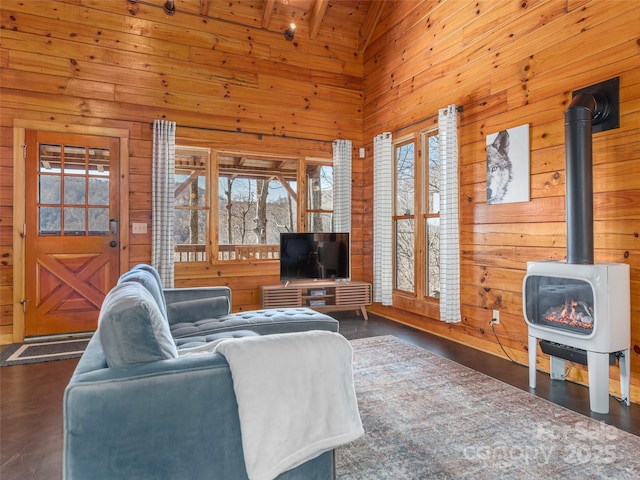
[284,23,296,41]
[163,0,175,15]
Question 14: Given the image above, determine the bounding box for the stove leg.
[528,335,537,389]
[619,349,630,406]
[587,351,610,414]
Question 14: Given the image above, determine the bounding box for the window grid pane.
[425,217,440,298]
[424,130,441,299]
[427,133,440,214]
[37,142,110,236]
[174,147,209,262]
[395,143,415,216]
[394,218,415,293]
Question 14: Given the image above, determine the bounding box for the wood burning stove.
[523,261,630,413]
[522,78,630,414]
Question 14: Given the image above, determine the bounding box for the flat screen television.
[279,232,350,282]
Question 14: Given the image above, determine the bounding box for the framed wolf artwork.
[486,124,530,205]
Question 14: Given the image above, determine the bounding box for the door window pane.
[64,207,85,234]
[88,148,110,177]
[39,175,61,204]
[39,207,61,235]
[37,139,113,237]
[88,178,109,205]
[62,145,87,174]
[39,144,62,171]
[88,208,109,234]
[64,176,86,204]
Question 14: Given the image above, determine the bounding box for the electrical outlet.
[491,309,500,325]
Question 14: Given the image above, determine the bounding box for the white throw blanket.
[214,330,364,480]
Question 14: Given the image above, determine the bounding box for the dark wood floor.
[1,313,638,480]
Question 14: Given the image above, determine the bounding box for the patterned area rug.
[338,335,640,479]
[0,336,90,366]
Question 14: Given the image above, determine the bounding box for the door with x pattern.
[24,130,121,336]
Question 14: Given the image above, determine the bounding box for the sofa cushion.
[118,267,167,321]
[170,307,339,339]
[99,282,178,367]
[166,296,230,324]
[176,329,260,354]
[131,264,167,309]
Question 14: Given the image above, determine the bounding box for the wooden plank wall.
[0,0,638,404]
[0,0,364,341]
[360,0,640,402]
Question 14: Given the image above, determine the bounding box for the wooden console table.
[261,281,372,320]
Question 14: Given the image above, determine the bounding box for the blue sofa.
[63,265,340,480]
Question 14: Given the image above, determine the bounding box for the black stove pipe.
[564,93,600,265]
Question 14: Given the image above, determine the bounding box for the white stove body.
[523,260,630,414]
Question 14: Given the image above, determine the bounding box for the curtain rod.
[149,122,335,144]
[392,105,463,135]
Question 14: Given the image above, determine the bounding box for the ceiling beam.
[358,0,384,52]
[262,0,276,29]
[309,0,329,39]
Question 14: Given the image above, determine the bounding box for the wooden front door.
[24,131,121,337]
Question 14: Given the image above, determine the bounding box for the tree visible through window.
[392,128,441,300]
[174,147,209,262]
[394,141,415,293]
[173,148,334,263]
[217,155,298,258]
[306,163,333,232]
[424,131,440,298]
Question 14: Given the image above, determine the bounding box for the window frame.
[421,127,440,300]
[392,137,417,294]
[173,147,334,264]
[391,127,441,303]
[174,146,211,262]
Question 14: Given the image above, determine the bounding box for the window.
[423,130,440,298]
[306,163,333,232]
[37,143,111,236]
[217,154,297,260]
[174,147,209,262]
[392,129,440,299]
[393,140,415,293]
[174,148,333,263]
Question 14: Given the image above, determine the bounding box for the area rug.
[0,336,90,366]
[338,335,640,479]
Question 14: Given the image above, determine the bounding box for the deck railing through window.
[174,244,280,262]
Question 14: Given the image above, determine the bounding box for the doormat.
[0,336,91,366]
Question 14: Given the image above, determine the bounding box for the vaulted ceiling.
[137,0,383,52]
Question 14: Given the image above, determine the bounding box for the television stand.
[261,280,372,320]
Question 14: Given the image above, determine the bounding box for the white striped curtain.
[152,119,176,288]
[373,132,393,305]
[438,105,461,323]
[332,139,352,233]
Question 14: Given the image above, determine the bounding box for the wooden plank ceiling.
[155,0,382,51]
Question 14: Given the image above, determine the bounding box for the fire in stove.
[544,298,594,330]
